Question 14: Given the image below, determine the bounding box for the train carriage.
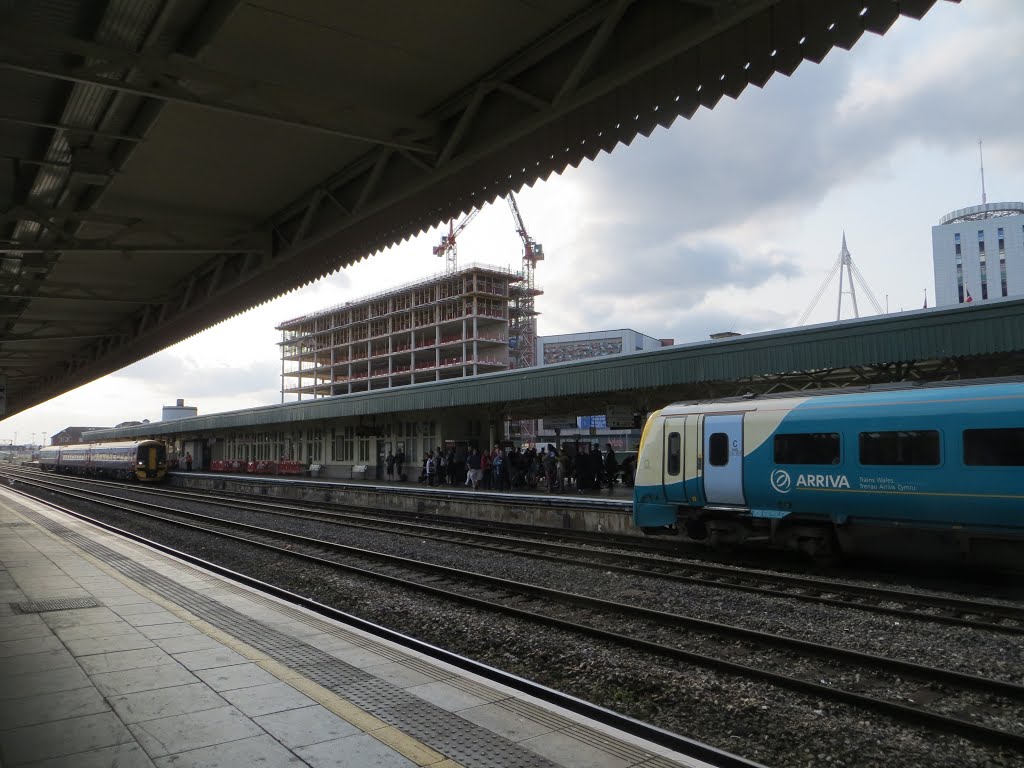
[633,381,1024,569]
[38,440,167,482]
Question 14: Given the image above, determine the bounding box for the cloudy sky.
[4,0,1022,446]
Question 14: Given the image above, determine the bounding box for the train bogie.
[633,381,1024,570]
[38,440,168,482]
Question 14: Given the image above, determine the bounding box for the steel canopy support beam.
[0,57,434,153]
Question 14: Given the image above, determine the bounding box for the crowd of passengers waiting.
[397,442,636,493]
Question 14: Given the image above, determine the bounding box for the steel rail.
[8,475,1024,752]
[10,467,1024,633]
[6,487,763,768]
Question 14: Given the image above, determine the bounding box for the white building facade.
[535,329,668,366]
[932,202,1024,306]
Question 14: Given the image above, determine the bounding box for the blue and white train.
[38,441,168,482]
[632,381,1024,568]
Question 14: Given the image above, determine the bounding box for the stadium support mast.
[798,233,884,325]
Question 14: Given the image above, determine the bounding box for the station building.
[534,329,671,450]
[932,202,1024,306]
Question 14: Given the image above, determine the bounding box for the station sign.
[541,415,578,430]
[605,405,635,429]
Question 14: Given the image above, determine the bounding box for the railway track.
[7,473,1024,755]
[8,468,1023,638]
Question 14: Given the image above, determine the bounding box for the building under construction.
[278,263,538,399]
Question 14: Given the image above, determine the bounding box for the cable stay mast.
[798,232,884,325]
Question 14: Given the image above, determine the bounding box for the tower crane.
[432,208,479,273]
[506,192,543,370]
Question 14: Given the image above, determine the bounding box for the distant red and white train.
[38,441,167,482]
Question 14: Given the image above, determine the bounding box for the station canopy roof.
[93,296,1023,441]
[0,0,954,418]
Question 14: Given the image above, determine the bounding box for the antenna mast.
[979,139,987,205]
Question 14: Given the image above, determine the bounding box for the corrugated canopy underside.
[0,0,955,418]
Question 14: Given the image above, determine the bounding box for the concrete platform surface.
[0,487,712,768]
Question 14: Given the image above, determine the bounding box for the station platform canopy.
[0,0,955,418]
[93,296,1022,442]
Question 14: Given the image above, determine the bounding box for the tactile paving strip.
[13,503,563,768]
[12,596,102,613]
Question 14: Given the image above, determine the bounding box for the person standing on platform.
[466,448,482,489]
[480,448,491,489]
[185,452,193,472]
[395,448,405,481]
[493,447,506,491]
[385,450,395,481]
[603,443,618,492]
[543,447,557,493]
[574,446,591,493]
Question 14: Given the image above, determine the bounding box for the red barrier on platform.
[277,461,304,475]
[246,461,278,475]
[210,460,225,472]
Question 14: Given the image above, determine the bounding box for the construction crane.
[506,192,543,370]
[432,207,480,273]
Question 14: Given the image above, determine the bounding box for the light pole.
[42,432,47,447]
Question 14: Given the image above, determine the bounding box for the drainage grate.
[12,596,101,614]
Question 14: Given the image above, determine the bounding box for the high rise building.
[278,264,525,399]
[932,202,1024,306]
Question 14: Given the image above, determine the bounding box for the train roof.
[659,377,1024,416]
[40,440,164,452]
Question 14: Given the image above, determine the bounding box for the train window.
[667,432,681,475]
[859,430,940,466]
[774,433,840,465]
[963,428,1024,466]
[708,433,729,467]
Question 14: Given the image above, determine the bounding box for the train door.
[662,417,686,504]
[145,445,159,473]
[702,414,745,506]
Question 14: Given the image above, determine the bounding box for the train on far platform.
[632,379,1024,570]
[38,440,168,482]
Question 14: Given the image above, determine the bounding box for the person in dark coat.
[574,447,590,493]
[603,443,618,491]
[589,444,603,491]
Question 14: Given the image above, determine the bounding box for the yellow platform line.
[11,502,463,768]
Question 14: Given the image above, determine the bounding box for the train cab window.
[859,430,940,466]
[963,428,1024,466]
[774,433,840,465]
[667,432,681,475]
[708,433,729,467]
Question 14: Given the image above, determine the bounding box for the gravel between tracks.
[29,489,1024,768]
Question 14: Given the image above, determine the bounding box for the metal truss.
[0,0,954,415]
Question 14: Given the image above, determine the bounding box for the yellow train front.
[38,440,168,482]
